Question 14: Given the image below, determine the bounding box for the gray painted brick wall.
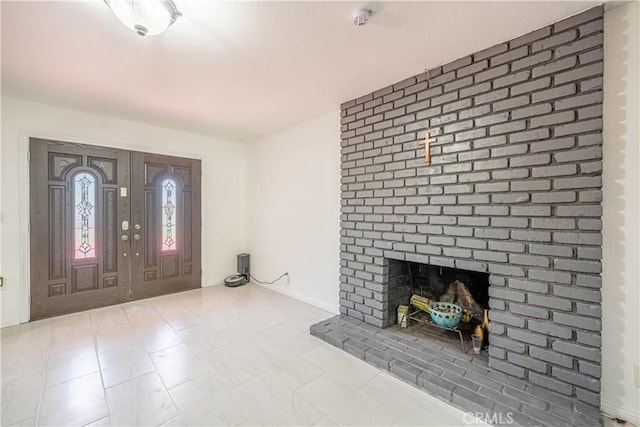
[338,6,603,414]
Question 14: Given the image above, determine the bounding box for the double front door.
[29,138,202,320]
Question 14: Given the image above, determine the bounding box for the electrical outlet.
[635,365,640,388]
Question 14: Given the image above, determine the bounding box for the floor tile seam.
[178,337,221,357]
[0,369,45,427]
[259,318,290,336]
[288,387,330,427]
[308,372,400,427]
[95,337,144,356]
[149,351,211,393]
[86,415,110,426]
[297,346,346,378]
[130,321,176,336]
[245,371,328,425]
[154,308,198,334]
[38,372,107,427]
[90,319,131,336]
[321,413,342,427]
[146,341,188,359]
[107,371,179,427]
[101,364,156,390]
[160,414,183,426]
[164,378,230,427]
[255,336,279,352]
[49,338,96,355]
[0,352,47,383]
[292,372,339,421]
[39,333,76,390]
[235,412,255,427]
[88,308,121,336]
[357,370,383,392]
[284,365,326,394]
[297,337,328,360]
[90,331,112,427]
[166,321,203,334]
[120,302,154,326]
[166,360,243,393]
[162,375,189,417]
[78,412,109,427]
[6,416,36,426]
[94,328,120,424]
[192,341,236,367]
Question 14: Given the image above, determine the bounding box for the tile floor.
[2,284,487,426]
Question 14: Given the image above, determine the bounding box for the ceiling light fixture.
[105,0,182,36]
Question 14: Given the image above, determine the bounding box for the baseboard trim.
[253,282,339,315]
[203,279,225,287]
[601,400,640,425]
[1,315,22,328]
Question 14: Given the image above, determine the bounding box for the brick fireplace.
[311,6,604,427]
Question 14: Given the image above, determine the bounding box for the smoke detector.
[353,9,371,26]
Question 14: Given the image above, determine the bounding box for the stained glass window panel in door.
[73,172,96,259]
[162,178,177,251]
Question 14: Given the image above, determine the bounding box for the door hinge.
[27,151,31,163]
[27,222,31,235]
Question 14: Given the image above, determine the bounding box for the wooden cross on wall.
[419,131,437,163]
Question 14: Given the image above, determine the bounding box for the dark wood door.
[30,139,131,320]
[130,152,201,299]
[30,139,202,320]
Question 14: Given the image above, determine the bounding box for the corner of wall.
[601,1,639,424]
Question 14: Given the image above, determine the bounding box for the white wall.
[602,1,640,424]
[0,97,246,327]
[245,111,341,313]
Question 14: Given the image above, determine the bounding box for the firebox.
[387,259,490,325]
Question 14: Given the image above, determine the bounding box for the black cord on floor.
[249,273,288,285]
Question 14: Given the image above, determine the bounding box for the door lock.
[121,234,129,241]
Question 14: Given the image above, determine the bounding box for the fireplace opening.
[386,259,490,351]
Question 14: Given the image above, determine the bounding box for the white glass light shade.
[105,0,181,36]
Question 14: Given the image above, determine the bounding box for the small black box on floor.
[225,253,250,287]
[237,253,250,278]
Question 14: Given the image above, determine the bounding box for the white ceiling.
[1,0,600,141]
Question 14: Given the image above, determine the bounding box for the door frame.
[19,131,207,323]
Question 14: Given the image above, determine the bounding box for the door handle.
[133,234,141,241]
[121,234,129,241]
